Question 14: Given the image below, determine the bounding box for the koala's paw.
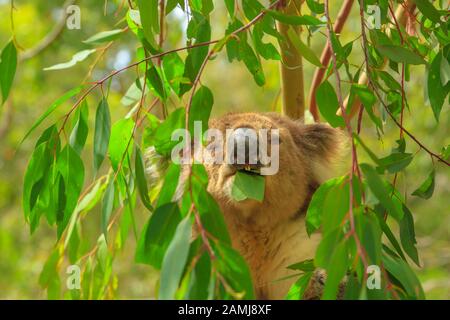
[303,269,347,300]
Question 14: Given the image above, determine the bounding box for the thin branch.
[58,0,281,135]
[357,1,449,167]
[19,0,76,62]
[158,0,168,119]
[181,0,283,270]
[373,87,450,166]
[309,0,355,121]
[325,0,368,272]
[341,0,416,120]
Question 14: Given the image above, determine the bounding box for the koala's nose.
[230,127,260,169]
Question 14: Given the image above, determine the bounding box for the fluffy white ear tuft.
[294,123,350,184]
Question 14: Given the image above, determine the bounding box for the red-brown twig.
[181,0,282,265]
[358,1,449,167]
[58,0,282,137]
[309,0,355,121]
[325,0,368,274]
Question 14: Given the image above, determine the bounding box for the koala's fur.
[147,112,347,299]
[204,113,347,299]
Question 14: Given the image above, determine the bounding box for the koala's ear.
[292,123,349,183]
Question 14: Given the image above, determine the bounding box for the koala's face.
[204,112,345,224]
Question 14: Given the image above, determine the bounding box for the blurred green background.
[0,0,448,299]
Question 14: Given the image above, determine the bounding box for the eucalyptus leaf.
[231,171,265,202]
[0,40,17,104]
[83,29,125,45]
[44,49,96,71]
[159,216,192,300]
[93,98,111,171]
[411,170,435,199]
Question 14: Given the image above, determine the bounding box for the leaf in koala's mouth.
[231,171,265,202]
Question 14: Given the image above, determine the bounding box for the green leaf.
[44,49,96,71]
[315,81,345,127]
[322,240,348,300]
[414,0,441,23]
[355,212,382,265]
[399,205,419,266]
[287,27,322,68]
[186,250,211,299]
[315,228,344,268]
[162,52,185,95]
[440,55,450,86]
[135,203,182,268]
[360,164,403,221]
[180,14,211,95]
[231,171,265,202]
[378,152,413,173]
[146,66,167,101]
[23,126,62,231]
[121,77,148,106]
[20,85,85,146]
[287,259,315,272]
[224,0,235,16]
[57,145,85,238]
[225,20,244,62]
[267,11,325,26]
[189,85,213,135]
[83,29,125,45]
[153,108,185,156]
[240,41,266,86]
[351,84,382,129]
[109,118,134,171]
[306,176,347,236]
[101,178,115,237]
[23,144,51,226]
[166,0,184,13]
[159,216,192,299]
[39,249,62,299]
[0,40,17,104]
[306,0,324,14]
[285,272,313,300]
[69,100,89,155]
[93,98,111,171]
[157,163,181,207]
[382,254,424,299]
[136,0,159,47]
[376,45,426,65]
[306,179,334,236]
[72,178,106,216]
[135,147,153,211]
[377,71,402,91]
[96,234,109,272]
[67,222,81,264]
[428,52,449,122]
[376,212,407,262]
[252,24,280,61]
[200,0,214,15]
[191,174,231,244]
[321,180,351,235]
[411,170,435,199]
[213,242,255,299]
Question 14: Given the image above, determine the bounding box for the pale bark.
[277,0,305,121]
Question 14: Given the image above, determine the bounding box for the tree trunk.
[277,0,305,121]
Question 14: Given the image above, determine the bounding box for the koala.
[203,112,347,299]
[146,112,347,299]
